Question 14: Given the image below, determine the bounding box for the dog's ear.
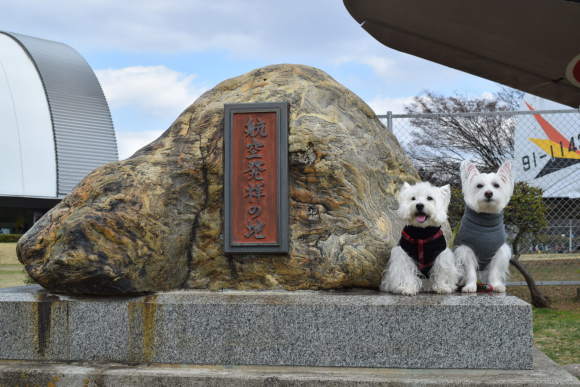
[460,160,479,186]
[400,182,411,192]
[398,182,411,200]
[497,160,513,185]
[439,184,451,207]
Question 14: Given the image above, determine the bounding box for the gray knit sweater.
[454,207,507,270]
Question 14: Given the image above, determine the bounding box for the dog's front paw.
[390,287,419,296]
[461,283,477,293]
[490,283,506,293]
[432,284,455,294]
[400,288,419,296]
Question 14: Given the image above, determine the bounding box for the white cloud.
[1,0,368,60]
[115,129,164,160]
[367,96,415,115]
[0,0,500,99]
[359,56,396,80]
[0,0,505,120]
[96,66,204,118]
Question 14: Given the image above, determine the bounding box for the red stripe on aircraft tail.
[524,102,579,155]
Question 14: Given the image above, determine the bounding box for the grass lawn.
[0,243,26,288]
[0,243,18,265]
[507,258,580,307]
[533,305,580,365]
[507,258,580,365]
[509,258,580,281]
[521,253,580,261]
[0,264,27,288]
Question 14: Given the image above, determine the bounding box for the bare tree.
[404,88,523,184]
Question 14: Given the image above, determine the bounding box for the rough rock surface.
[17,64,417,295]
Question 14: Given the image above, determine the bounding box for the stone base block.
[0,285,532,369]
[0,350,577,386]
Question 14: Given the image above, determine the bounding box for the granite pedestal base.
[0,285,533,369]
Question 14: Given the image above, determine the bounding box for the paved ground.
[565,364,580,379]
[0,348,577,386]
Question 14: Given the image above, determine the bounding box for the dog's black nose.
[416,203,424,211]
[485,191,493,199]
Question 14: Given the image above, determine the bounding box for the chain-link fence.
[378,108,580,256]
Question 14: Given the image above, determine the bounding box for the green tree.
[504,182,549,307]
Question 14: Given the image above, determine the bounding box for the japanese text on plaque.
[242,117,268,239]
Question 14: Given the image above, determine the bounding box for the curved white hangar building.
[0,31,118,234]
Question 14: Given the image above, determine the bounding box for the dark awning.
[344,0,580,107]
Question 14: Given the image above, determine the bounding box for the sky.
[0,0,504,159]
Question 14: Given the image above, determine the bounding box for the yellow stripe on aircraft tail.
[529,138,580,159]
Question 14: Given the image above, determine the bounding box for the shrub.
[0,234,22,243]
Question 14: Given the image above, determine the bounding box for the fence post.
[386,111,393,132]
[569,219,573,253]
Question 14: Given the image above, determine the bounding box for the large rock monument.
[17,64,417,295]
[5,64,577,385]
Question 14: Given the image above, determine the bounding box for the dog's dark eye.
[411,196,415,201]
[493,183,500,188]
[427,196,433,201]
[476,184,484,189]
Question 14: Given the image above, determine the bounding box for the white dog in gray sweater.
[455,160,514,293]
